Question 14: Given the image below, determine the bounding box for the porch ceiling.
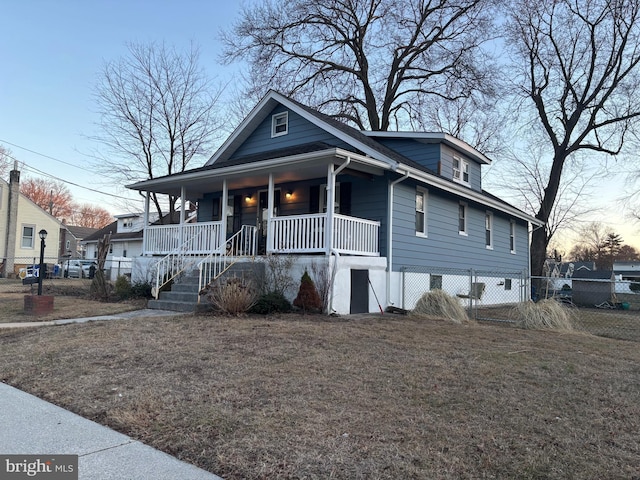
[127,148,388,198]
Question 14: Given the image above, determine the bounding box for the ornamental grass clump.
[203,275,258,315]
[412,289,470,324]
[512,299,574,331]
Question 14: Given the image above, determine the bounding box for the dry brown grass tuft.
[512,299,574,331]
[412,289,470,324]
[202,276,258,315]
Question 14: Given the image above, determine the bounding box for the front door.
[257,189,280,254]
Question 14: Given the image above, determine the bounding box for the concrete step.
[158,290,199,303]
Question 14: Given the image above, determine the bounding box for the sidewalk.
[0,308,183,329]
[0,382,222,479]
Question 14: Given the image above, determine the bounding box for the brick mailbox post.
[24,229,54,315]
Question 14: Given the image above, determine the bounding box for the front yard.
[0,310,638,479]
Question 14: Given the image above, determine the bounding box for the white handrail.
[198,225,257,302]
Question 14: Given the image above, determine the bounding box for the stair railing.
[151,227,216,299]
[198,225,257,303]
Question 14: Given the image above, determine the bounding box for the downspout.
[142,192,150,256]
[387,171,410,308]
[328,248,340,315]
[325,156,351,255]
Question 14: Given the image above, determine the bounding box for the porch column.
[325,164,335,255]
[220,179,228,250]
[267,173,274,253]
[179,185,186,247]
[142,191,150,256]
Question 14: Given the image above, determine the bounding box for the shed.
[571,270,615,307]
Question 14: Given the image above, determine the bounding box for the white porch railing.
[198,225,258,302]
[145,221,222,255]
[269,213,379,256]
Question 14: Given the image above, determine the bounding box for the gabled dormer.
[361,132,491,193]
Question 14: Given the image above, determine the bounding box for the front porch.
[143,213,380,257]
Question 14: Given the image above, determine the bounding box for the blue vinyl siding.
[439,145,482,192]
[373,138,440,172]
[391,182,529,272]
[230,106,351,160]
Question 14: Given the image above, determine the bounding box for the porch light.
[285,189,293,199]
[245,194,253,202]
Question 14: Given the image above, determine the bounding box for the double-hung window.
[485,212,493,249]
[453,156,469,185]
[271,112,288,137]
[21,225,35,249]
[416,188,427,236]
[458,203,467,235]
[510,221,516,253]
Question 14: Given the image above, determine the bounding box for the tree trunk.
[530,226,548,278]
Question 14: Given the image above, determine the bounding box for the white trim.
[453,155,470,186]
[510,220,517,254]
[485,211,493,250]
[415,187,428,237]
[271,111,288,137]
[458,202,468,236]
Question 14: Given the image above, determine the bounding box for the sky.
[1,0,638,252]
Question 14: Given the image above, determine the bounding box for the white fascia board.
[362,131,492,165]
[205,90,399,170]
[127,148,386,192]
[399,164,543,226]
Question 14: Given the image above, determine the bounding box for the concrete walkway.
[0,308,183,329]
[0,383,222,479]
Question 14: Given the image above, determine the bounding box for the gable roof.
[64,225,98,240]
[128,90,542,226]
[82,220,143,243]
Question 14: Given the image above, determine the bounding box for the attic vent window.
[272,112,288,137]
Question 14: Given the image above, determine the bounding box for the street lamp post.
[37,229,47,296]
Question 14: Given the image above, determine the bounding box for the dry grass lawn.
[0,310,639,479]
[0,278,145,322]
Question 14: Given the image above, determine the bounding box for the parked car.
[64,259,98,279]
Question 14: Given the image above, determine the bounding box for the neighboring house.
[127,90,542,314]
[82,211,187,281]
[0,166,63,278]
[613,262,640,283]
[59,225,98,259]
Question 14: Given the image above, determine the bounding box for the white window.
[21,225,35,249]
[485,212,493,249]
[510,221,516,253]
[271,111,289,137]
[416,189,428,236]
[458,203,467,235]
[453,155,469,185]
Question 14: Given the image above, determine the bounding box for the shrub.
[114,275,132,300]
[203,275,258,315]
[250,291,292,314]
[630,282,640,293]
[293,270,323,313]
[411,290,469,324]
[511,299,574,331]
[130,280,153,299]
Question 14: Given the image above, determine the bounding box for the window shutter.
[339,182,351,215]
[310,185,320,213]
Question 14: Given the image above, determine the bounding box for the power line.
[1,141,142,202]
[0,138,96,174]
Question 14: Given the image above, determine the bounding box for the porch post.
[325,164,335,255]
[267,173,274,253]
[142,191,150,256]
[179,185,186,247]
[220,179,228,250]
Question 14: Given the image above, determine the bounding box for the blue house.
[128,91,541,314]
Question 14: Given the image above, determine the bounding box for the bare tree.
[505,0,640,275]
[67,204,113,229]
[222,0,499,132]
[20,177,74,219]
[0,145,16,179]
[94,42,222,222]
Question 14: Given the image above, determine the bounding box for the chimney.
[2,163,20,277]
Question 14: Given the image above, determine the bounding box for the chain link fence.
[2,256,133,282]
[400,266,640,342]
